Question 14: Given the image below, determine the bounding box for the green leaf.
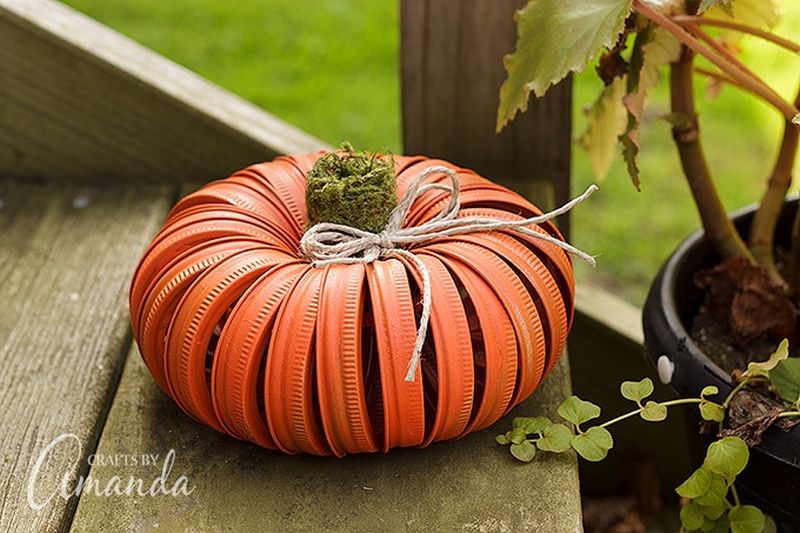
[705,437,749,477]
[536,423,573,453]
[763,514,778,533]
[620,377,654,404]
[509,428,527,445]
[729,505,765,533]
[698,502,727,520]
[743,339,789,379]
[770,358,800,406]
[497,0,633,130]
[701,385,720,399]
[557,396,601,427]
[676,466,713,499]
[700,402,725,423]
[510,440,537,462]
[695,475,728,507]
[681,502,706,531]
[641,400,668,422]
[618,26,680,190]
[571,426,613,462]
[495,433,511,445]
[577,76,627,181]
[513,416,552,435]
[707,0,780,30]
[699,0,731,14]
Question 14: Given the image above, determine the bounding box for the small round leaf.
[680,502,705,531]
[570,426,613,462]
[675,466,712,499]
[700,402,725,423]
[513,416,552,435]
[729,505,765,533]
[536,423,573,453]
[695,475,727,507]
[640,401,668,422]
[495,434,511,445]
[509,428,527,445]
[620,378,654,404]
[510,440,537,462]
[705,437,749,477]
[701,385,719,399]
[557,395,601,426]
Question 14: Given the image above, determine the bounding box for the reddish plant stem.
[633,0,799,121]
[672,16,800,54]
[683,24,760,87]
[749,87,800,288]
[669,47,754,261]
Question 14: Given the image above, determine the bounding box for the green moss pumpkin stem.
[749,86,800,290]
[669,46,754,263]
[305,143,397,233]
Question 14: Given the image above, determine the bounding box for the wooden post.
[401,0,572,236]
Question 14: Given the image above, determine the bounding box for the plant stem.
[671,16,800,54]
[777,411,800,418]
[669,45,755,261]
[791,209,800,296]
[633,0,799,121]
[749,87,800,286]
[694,66,738,88]
[723,379,752,408]
[598,398,706,429]
[730,483,741,507]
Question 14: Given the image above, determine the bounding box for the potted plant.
[496,0,800,529]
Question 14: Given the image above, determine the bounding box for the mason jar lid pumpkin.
[129,146,595,456]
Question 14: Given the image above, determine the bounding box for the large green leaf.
[578,76,628,181]
[620,26,680,189]
[497,0,633,131]
[708,0,780,29]
[770,358,800,406]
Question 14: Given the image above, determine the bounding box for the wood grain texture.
[69,345,583,533]
[0,178,173,532]
[400,0,572,234]
[0,0,328,184]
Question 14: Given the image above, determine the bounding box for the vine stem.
[749,86,800,287]
[777,411,800,419]
[730,483,742,507]
[671,16,800,54]
[598,398,706,429]
[633,0,799,121]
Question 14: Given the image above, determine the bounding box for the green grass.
[61,0,799,304]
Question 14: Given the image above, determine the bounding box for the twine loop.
[300,165,597,382]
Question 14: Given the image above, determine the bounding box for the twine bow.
[300,165,597,382]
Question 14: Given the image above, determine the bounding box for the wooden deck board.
[69,346,583,532]
[0,179,173,532]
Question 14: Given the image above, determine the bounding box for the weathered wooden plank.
[400,0,572,233]
[0,179,173,532]
[0,0,327,184]
[69,344,583,532]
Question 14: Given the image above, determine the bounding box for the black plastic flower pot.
[642,198,800,530]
